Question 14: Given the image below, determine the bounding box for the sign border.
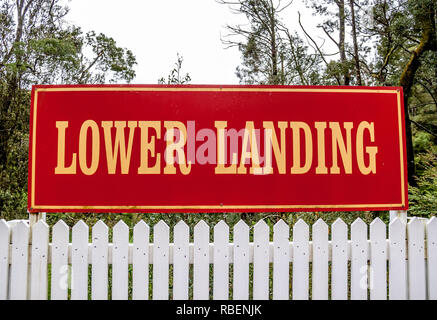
[28,85,408,212]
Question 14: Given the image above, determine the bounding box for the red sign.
[28,85,408,213]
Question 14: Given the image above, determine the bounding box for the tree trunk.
[349,0,362,85]
[270,8,278,84]
[399,3,436,187]
[338,0,350,85]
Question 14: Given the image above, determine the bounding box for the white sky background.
[67,0,331,84]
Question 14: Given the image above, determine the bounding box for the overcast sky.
[67,0,326,85]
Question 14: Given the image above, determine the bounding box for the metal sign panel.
[28,85,408,212]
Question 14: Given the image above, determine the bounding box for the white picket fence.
[0,215,436,300]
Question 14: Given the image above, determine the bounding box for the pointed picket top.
[332,218,347,231]
[428,217,437,243]
[312,219,328,246]
[389,216,405,230]
[408,217,425,246]
[273,219,288,232]
[153,220,169,232]
[234,219,249,232]
[370,217,385,229]
[93,220,108,232]
[389,218,406,245]
[194,219,209,231]
[273,219,289,250]
[174,220,189,232]
[114,220,129,233]
[13,220,29,236]
[370,218,386,241]
[351,218,367,243]
[134,220,149,234]
[293,219,309,237]
[0,219,10,241]
[214,221,229,252]
[313,218,328,233]
[113,220,129,247]
[73,220,89,233]
[0,219,10,234]
[294,218,308,228]
[53,219,69,235]
[32,219,49,233]
[427,216,437,229]
[214,220,229,233]
[408,217,425,236]
[174,220,189,253]
[254,219,269,233]
[351,217,366,229]
[408,216,422,226]
[174,220,189,242]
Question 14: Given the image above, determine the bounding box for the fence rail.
[0,216,436,300]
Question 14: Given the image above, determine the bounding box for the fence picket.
[351,218,368,300]
[427,217,437,300]
[370,218,387,300]
[153,221,169,300]
[213,221,229,300]
[273,220,289,300]
[292,219,309,300]
[10,221,29,300]
[92,220,109,300]
[71,220,89,300]
[312,219,329,300]
[331,218,348,300]
[389,218,407,300]
[173,221,189,300]
[132,220,149,300]
[194,220,210,300]
[30,220,49,300]
[253,220,269,300]
[233,220,249,300]
[408,218,426,299]
[51,220,69,300]
[112,220,129,300]
[0,220,10,300]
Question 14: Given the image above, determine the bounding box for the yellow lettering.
[102,121,137,174]
[79,120,100,175]
[55,121,77,174]
[330,122,353,174]
[290,122,313,174]
[138,121,161,174]
[163,121,191,175]
[315,122,328,174]
[263,121,287,174]
[237,121,261,174]
[214,121,237,174]
[356,121,378,174]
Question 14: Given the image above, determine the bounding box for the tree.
[348,0,362,85]
[306,0,352,85]
[280,28,322,85]
[0,0,137,217]
[398,0,436,185]
[217,0,293,84]
[158,53,191,84]
[305,0,436,186]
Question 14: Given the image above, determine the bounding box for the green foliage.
[0,0,137,220]
[158,53,191,85]
[409,152,437,216]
